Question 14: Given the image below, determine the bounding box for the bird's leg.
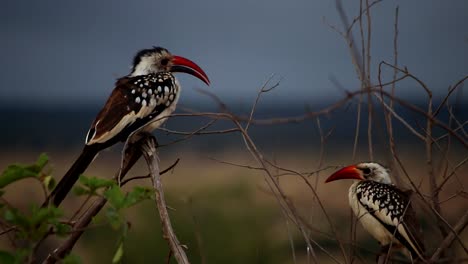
[117,132,158,185]
[117,141,142,185]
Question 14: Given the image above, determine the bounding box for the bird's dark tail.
[44,145,101,207]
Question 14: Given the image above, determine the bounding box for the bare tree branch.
[140,134,190,264]
[430,211,468,262]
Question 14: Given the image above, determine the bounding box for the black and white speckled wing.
[85,72,178,145]
[356,181,425,258]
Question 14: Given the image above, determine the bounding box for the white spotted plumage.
[86,72,180,145]
[346,163,425,260]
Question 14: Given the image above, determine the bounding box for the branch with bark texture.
[140,133,190,264]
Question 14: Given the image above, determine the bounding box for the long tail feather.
[44,145,101,207]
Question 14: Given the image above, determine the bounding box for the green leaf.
[35,153,49,170]
[79,175,115,194]
[43,175,56,191]
[0,165,39,189]
[0,154,49,188]
[105,207,123,230]
[63,254,82,264]
[54,223,72,237]
[73,186,90,196]
[104,186,126,209]
[4,208,30,230]
[123,187,153,208]
[0,250,15,264]
[4,205,63,241]
[4,209,15,222]
[112,241,124,264]
[24,153,49,174]
[29,205,63,228]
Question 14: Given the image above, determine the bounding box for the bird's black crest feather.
[132,46,169,69]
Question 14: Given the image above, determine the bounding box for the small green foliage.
[3,205,63,241]
[103,186,153,230]
[72,186,89,196]
[0,154,49,188]
[112,241,125,264]
[63,254,83,264]
[0,154,154,263]
[0,164,37,188]
[35,153,49,171]
[0,154,68,262]
[0,153,53,192]
[111,219,129,264]
[0,250,15,264]
[4,208,30,229]
[43,175,56,191]
[0,246,31,263]
[102,186,153,262]
[105,206,124,230]
[104,186,126,210]
[54,222,72,237]
[29,205,62,228]
[124,186,153,208]
[74,175,116,196]
[105,186,153,210]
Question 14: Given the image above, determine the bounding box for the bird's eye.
[160,58,169,66]
[362,168,371,175]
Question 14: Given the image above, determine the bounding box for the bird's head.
[325,162,392,184]
[130,46,210,85]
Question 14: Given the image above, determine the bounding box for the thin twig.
[246,74,281,131]
[364,0,374,161]
[433,75,468,117]
[0,226,16,236]
[346,0,383,34]
[430,210,468,262]
[157,119,221,147]
[120,158,180,186]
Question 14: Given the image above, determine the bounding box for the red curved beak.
[171,55,210,86]
[325,165,363,183]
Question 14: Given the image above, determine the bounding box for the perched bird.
[325,162,425,261]
[45,47,210,207]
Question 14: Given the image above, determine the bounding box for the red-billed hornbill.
[325,162,425,260]
[46,47,210,207]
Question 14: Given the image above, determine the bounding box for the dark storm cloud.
[1,0,467,107]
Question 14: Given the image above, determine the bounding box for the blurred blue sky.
[1,0,467,108]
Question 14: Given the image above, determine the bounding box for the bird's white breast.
[349,182,399,246]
